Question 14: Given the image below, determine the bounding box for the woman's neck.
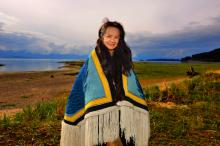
[108,50,114,56]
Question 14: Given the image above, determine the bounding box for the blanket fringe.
[85,105,120,146]
[60,101,150,146]
[60,120,85,146]
[118,101,150,146]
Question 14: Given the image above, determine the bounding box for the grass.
[149,103,220,145]
[0,96,66,145]
[134,62,220,79]
[1,62,220,145]
[146,72,220,145]
[144,72,220,104]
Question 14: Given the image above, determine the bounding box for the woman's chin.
[107,47,116,50]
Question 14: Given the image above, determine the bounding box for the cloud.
[0,30,93,54]
[0,19,93,57]
[0,11,19,31]
[0,11,95,58]
[127,15,220,59]
[1,14,220,60]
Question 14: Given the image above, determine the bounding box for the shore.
[0,68,81,116]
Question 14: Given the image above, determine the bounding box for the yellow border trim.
[122,74,147,106]
[85,50,112,110]
[64,108,85,122]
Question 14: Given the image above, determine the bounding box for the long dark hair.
[95,21,133,76]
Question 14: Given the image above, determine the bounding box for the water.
[0,58,182,72]
[0,58,74,72]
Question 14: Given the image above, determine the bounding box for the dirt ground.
[0,69,79,116]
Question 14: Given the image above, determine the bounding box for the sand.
[0,68,79,116]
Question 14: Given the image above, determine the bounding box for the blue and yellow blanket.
[64,49,148,125]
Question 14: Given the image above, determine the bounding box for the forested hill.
[181,48,220,62]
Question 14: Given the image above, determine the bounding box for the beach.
[0,68,80,116]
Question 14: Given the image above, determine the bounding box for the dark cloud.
[0,21,92,57]
[127,16,220,59]
[1,15,220,60]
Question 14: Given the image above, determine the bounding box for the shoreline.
[0,68,80,112]
[0,67,70,74]
[0,60,83,73]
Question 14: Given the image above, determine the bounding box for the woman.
[60,20,150,146]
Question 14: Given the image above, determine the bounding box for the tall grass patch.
[146,72,220,145]
[0,96,67,145]
[144,72,220,104]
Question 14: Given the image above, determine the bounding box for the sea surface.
[0,58,74,72]
[0,58,181,72]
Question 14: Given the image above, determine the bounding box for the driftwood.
[186,66,199,77]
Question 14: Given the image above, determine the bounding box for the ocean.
[0,58,73,72]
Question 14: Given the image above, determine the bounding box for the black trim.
[64,115,84,125]
[85,101,116,114]
[124,96,148,111]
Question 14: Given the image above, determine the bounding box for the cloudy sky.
[0,0,220,59]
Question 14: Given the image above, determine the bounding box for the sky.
[0,0,220,59]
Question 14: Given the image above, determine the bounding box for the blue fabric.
[65,59,88,116]
[84,56,105,104]
[127,70,145,99]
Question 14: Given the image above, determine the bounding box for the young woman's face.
[102,26,120,51]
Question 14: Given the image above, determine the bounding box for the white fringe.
[60,101,150,146]
[85,106,120,146]
[117,101,150,146]
[60,120,85,146]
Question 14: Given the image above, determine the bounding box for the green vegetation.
[134,62,220,79]
[145,72,220,104]
[1,62,220,145]
[146,72,220,145]
[60,60,84,67]
[0,96,66,145]
[60,60,84,69]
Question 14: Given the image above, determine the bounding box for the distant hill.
[181,48,220,62]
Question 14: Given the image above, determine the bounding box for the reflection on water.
[0,58,73,72]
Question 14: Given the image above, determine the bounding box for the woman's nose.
[111,38,116,43]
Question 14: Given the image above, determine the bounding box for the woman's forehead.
[105,27,120,35]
